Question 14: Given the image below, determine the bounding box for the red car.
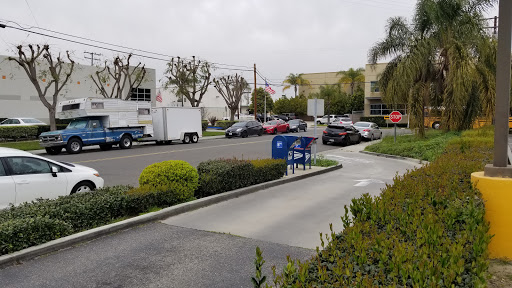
[263,120,290,134]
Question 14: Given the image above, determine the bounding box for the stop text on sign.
[389,111,402,123]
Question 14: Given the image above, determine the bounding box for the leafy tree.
[163,56,213,107]
[8,44,75,131]
[282,73,311,98]
[213,74,249,121]
[248,88,273,114]
[369,0,497,135]
[337,67,365,96]
[273,97,290,115]
[350,86,365,111]
[289,97,307,116]
[90,54,147,100]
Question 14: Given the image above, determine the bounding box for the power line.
[24,0,41,28]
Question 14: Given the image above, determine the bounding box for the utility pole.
[253,63,257,120]
[493,16,498,35]
[84,51,101,66]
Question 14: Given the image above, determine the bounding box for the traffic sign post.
[307,99,324,164]
[389,111,402,143]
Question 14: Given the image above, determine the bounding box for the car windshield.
[354,122,371,127]
[66,120,88,129]
[327,125,346,131]
[265,121,278,125]
[21,118,43,124]
[289,120,300,124]
[232,122,247,127]
[58,161,75,167]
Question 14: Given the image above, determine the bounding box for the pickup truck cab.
[39,117,143,155]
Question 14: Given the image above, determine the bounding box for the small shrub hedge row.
[196,158,286,198]
[202,120,208,131]
[0,125,68,141]
[268,127,493,287]
[139,160,199,199]
[215,120,238,129]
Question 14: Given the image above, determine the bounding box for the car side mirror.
[51,166,58,177]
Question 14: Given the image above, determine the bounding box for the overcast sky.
[0,0,499,98]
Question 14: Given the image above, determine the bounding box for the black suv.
[322,125,361,146]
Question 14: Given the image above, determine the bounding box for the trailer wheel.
[119,135,133,149]
[432,121,441,130]
[182,134,191,144]
[190,133,199,143]
[66,138,83,154]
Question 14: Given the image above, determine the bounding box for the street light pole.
[487,0,512,176]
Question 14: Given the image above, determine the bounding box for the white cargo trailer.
[150,107,202,144]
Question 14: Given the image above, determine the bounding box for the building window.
[370,81,380,93]
[138,108,150,115]
[91,102,104,109]
[62,103,80,111]
[131,88,151,101]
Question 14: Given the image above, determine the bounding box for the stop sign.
[389,111,402,123]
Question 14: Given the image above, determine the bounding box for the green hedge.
[267,127,493,287]
[202,120,208,131]
[360,116,386,127]
[196,158,286,198]
[215,120,238,130]
[0,184,195,256]
[0,126,38,140]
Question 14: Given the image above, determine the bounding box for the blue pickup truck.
[39,117,144,155]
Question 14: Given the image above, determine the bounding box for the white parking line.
[324,154,373,164]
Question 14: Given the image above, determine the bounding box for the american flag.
[264,82,275,94]
[156,91,162,103]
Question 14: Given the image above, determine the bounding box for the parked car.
[225,121,263,138]
[0,147,104,209]
[322,125,361,146]
[316,115,349,124]
[282,113,296,120]
[353,121,382,140]
[333,117,353,126]
[0,118,47,126]
[263,120,290,134]
[276,114,291,121]
[288,119,307,132]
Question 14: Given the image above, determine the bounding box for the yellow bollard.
[471,171,512,259]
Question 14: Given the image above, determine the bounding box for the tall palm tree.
[337,68,365,96]
[282,73,311,98]
[368,0,497,136]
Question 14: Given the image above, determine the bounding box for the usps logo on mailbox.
[276,141,283,148]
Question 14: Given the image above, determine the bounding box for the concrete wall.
[298,72,353,97]
[0,55,156,123]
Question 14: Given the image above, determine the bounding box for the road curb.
[0,163,343,269]
[359,150,428,165]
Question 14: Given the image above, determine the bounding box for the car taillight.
[323,130,327,134]
[338,132,347,135]
[363,129,370,132]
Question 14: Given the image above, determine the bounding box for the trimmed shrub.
[215,120,238,129]
[202,120,208,131]
[251,159,286,184]
[196,158,286,198]
[0,126,38,140]
[0,216,73,255]
[124,184,195,214]
[139,160,198,199]
[360,116,386,127]
[267,128,493,287]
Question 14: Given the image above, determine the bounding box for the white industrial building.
[0,55,156,123]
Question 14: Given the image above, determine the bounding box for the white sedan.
[0,118,47,126]
[333,117,354,126]
[0,147,104,209]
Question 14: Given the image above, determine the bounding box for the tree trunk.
[230,108,237,121]
[49,108,57,131]
[294,85,297,98]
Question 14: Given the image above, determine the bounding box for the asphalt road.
[41,128,411,186]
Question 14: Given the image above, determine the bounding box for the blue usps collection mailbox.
[292,137,317,173]
[272,135,299,175]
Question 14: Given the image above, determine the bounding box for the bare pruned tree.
[163,56,212,107]
[8,44,75,131]
[213,74,249,121]
[91,54,147,100]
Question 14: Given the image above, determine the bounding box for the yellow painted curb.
[471,171,512,259]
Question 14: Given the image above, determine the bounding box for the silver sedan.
[353,121,382,140]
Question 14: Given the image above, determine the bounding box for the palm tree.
[282,73,311,98]
[368,0,497,135]
[337,68,365,96]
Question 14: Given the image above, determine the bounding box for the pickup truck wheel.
[99,144,113,151]
[66,138,83,154]
[182,134,191,144]
[119,135,132,149]
[45,147,62,155]
[191,133,199,143]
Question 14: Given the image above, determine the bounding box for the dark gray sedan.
[288,119,307,132]
[353,121,382,140]
[225,121,263,138]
